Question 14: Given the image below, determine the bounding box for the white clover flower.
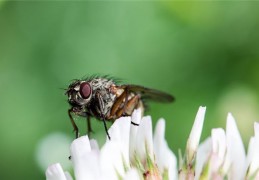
[192,113,247,179]
[180,107,259,180]
[46,108,176,180]
[46,106,259,180]
[46,163,72,180]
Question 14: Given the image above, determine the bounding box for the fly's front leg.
[68,108,79,138]
[96,92,111,140]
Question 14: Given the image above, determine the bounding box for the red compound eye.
[79,82,91,99]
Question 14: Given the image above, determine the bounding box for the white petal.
[246,137,255,176]
[123,168,141,180]
[255,122,259,137]
[100,117,132,179]
[90,139,99,151]
[153,118,177,180]
[135,115,154,162]
[211,128,226,172]
[131,108,142,126]
[64,172,73,180]
[129,108,142,161]
[194,138,212,180]
[70,135,91,160]
[186,106,206,163]
[211,128,226,160]
[247,137,255,165]
[70,136,101,180]
[107,116,131,166]
[100,141,125,179]
[247,122,259,177]
[225,113,246,179]
[168,160,178,180]
[46,163,68,180]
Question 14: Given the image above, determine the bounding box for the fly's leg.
[68,108,78,160]
[110,89,127,117]
[96,92,111,140]
[131,121,139,126]
[116,95,140,126]
[86,114,94,138]
[116,95,139,116]
[102,115,110,140]
[68,108,79,138]
[128,95,140,126]
[123,88,129,112]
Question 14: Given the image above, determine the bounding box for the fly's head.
[66,80,92,113]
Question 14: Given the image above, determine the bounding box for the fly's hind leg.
[116,95,141,126]
[86,114,94,138]
[110,89,127,118]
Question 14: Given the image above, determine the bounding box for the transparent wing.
[119,85,175,103]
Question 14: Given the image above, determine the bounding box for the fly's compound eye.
[79,82,91,99]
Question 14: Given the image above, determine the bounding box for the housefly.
[65,76,174,139]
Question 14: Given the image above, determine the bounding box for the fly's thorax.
[89,78,115,94]
[88,78,117,116]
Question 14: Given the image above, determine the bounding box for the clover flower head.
[46,106,259,180]
[46,108,176,180]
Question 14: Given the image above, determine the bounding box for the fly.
[65,76,174,139]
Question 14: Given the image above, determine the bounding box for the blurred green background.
[1,1,259,179]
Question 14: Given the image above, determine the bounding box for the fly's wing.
[119,85,174,103]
